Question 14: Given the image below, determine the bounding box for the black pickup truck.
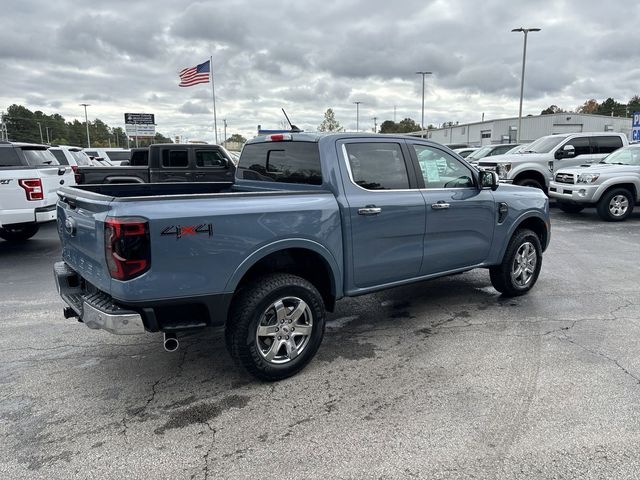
[76,143,235,184]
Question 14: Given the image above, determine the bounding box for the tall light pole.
[354,101,362,132]
[36,121,44,144]
[416,71,432,138]
[512,27,541,142]
[79,103,91,148]
[223,119,227,146]
[45,126,51,144]
[372,116,377,133]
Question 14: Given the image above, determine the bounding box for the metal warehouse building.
[408,113,632,146]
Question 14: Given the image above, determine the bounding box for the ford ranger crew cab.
[54,133,550,380]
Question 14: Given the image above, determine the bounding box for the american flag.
[178,60,210,87]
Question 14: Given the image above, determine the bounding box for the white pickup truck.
[0,142,75,241]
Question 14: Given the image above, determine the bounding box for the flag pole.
[210,56,218,144]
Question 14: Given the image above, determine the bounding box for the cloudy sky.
[1,0,639,143]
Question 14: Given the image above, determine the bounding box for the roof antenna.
[282,108,301,133]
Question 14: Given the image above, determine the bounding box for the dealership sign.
[124,112,156,137]
[633,112,640,142]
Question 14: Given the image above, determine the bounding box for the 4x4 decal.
[161,223,213,239]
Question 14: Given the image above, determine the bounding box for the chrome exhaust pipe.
[163,332,179,352]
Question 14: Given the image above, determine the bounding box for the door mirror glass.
[479,169,499,190]
[563,144,575,156]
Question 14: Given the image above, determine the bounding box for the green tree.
[397,118,421,133]
[379,120,398,133]
[596,97,626,117]
[226,133,247,143]
[540,105,565,115]
[318,108,344,132]
[627,95,640,117]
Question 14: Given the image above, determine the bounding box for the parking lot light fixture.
[416,71,432,138]
[354,102,362,132]
[80,103,91,148]
[512,27,541,143]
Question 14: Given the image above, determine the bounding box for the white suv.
[0,142,75,241]
[477,132,628,191]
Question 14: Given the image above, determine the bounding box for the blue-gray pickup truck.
[54,133,550,380]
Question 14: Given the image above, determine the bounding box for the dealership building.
[408,113,632,146]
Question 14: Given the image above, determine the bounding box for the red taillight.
[71,165,78,173]
[19,178,44,201]
[71,166,81,183]
[104,217,151,280]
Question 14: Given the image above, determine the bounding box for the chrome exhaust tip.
[163,332,179,352]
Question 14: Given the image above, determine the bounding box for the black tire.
[226,273,326,381]
[490,229,542,297]
[557,203,585,214]
[596,188,634,222]
[0,224,39,242]
[514,177,545,191]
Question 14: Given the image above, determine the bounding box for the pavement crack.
[556,331,640,385]
[202,422,216,480]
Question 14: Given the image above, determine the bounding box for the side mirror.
[479,169,499,191]
[555,144,575,159]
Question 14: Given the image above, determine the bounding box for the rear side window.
[21,148,59,166]
[238,142,322,185]
[592,136,623,154]
[196,150,227,168]
[85,150,98,157]
[345,142,409,190]
[70,151,91,166]
[130,150,149,166]
[50,150,69,165]
[0,147,21,166]
[162,150,189,168]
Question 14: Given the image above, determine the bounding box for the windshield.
[600,147,640,165]
[506,143,530,154]
[467,145,493,160]
[70,150,91,166]
[525,136,566,153]
[21,148,59,166]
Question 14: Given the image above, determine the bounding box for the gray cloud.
[1,0,639,142]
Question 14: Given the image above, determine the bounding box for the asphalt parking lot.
[1,209,640,479]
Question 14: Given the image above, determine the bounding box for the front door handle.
[431,202,450,210]
[358,206,382,215]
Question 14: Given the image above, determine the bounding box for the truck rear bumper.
[1,203,57,227]
[53,261,146,335]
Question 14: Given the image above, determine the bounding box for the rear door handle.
[358,206,382,215]
[431,202,450,210]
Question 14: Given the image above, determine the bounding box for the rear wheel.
[557,203,585,214]
[226,273,326,381]
[597,188,634,221]
[490,229,542,297]
[0,224,39,242]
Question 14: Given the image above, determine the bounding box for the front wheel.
[226,273,326,381]
[596,188,634,221]
[490,229,542,297]
[557,203,585,214]
[0,223,39,242]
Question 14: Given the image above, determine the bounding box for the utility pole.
[36,122,44,144]
[393,105,397,123]
[354,101,361,132]
[416,71,432,138]
[80,103,91,148]
[45,126,51,145]
[372,116,377,133]
[223,119,227,146]
[512,27,541,142]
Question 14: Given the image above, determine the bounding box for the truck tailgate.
[56,189,113,293]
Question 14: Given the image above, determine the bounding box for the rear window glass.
[106,151,130,161]
[70,150,91,166]
[50,149,69,165]
[0,147,21,166]
[162,150,189,168]
[130,150,149,166]
[21,148,59,166]
[238,142,322,185]
[345,142,409,190]
[85,150,98,157]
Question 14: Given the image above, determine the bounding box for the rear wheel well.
[515,217,548,251]
[234,248,336,312]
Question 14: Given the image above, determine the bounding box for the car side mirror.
[479,169,499,191]
[556,144,575,159]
